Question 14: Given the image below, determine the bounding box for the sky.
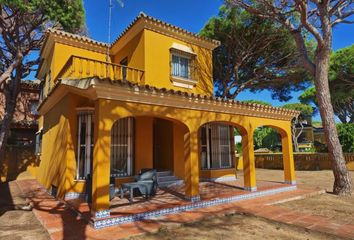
[83,0,354,120]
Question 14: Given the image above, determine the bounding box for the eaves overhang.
[38,77,300,121]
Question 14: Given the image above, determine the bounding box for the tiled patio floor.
[66,179,294,228]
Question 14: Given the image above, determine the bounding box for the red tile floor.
[15,179,354,240]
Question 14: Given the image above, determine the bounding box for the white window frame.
[170,45,197,89]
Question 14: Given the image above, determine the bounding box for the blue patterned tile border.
[92,185,297,229]
[94,209,110,219]
[284,180,297,185]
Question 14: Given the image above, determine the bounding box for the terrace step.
[157,171,183,187]
[158,179,184,188]
[157,171,172,177]
[158,175,179,182]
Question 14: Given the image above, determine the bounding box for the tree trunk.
[291,120,299,152]
[315,47,353,195]
[0,77,21,161]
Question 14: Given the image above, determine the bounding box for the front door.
[153,118,174,171]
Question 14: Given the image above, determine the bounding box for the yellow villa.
[33,13,298,226]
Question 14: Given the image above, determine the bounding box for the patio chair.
[120,168,158,202]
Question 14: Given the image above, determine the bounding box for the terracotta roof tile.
[112,12,220,48]
[46,28,109,47]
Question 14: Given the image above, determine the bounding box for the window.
[172,54,190,79]
[200,123,234,169]
[35,129,43,155]
[29,101,39,115]
[170,45,197,89]
[111,117,134,177]
[76,111,94,180]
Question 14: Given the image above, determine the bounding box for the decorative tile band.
[200,176,237,182]
[65,192,87,200]
[244,186,257,192]
[185,195,201,202]
[93,209,110,219]
[92,185,297,229]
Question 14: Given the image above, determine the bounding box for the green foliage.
[282,103,313,118]
[0,0,85,33]
[299,86,316,109]
[235,142,242,154]
[253,127,280,151]
[200,5,310,101]
[312,121,323,128]
[337,123,354,153]
[299,45,354,123]
[242,100,272,106]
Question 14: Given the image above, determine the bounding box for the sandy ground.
[129,213,337,240]
[130,169,354,240]
[0,169,353,240]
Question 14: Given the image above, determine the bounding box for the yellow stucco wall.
[36,95,70,197]
[112,32,145,84]
[143,29,214,95]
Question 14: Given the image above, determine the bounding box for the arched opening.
[253,126,282,153]
[252,125,294,184]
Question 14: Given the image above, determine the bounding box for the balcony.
[57,55,145,83]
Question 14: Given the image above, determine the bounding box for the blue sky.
[84,0,353,120]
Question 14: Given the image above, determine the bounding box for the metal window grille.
[110,117,134,177]
[200,123,233,169]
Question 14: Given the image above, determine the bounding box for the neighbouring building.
[0,80,40,181]
[296,119,327,152]
[33,13,298,222]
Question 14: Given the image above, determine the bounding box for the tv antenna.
[107,0,124,61]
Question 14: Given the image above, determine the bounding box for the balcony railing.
[57,55,145,83]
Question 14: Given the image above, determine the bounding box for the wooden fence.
[255,152,354,171]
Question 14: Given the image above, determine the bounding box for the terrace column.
[242,127,257,191]
[184,129,200,202]
[91,99,112,218]
[281,125,296,185]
